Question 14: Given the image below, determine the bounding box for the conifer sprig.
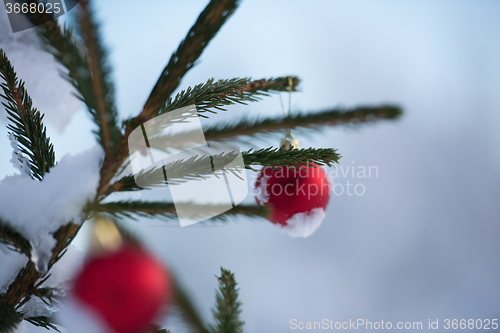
[151,328,172,333]
[1,223,80,309]
[244,146,340,169]
[99,0,242,197]
[24,316,60,332]
[204,105,403,140]
[209,268,244,333]
[32,0,121,159]
[159,76,299,118]
[139,0,241,121]
[0,300,20,333]
[106,147,339,193]
[77,0,121,157]
[0,49,55,181]
[0,218,31,257]
[90,201,267,222]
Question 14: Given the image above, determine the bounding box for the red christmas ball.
[255,164,331,237]
[73,245,171,333]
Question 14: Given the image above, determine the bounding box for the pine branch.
[158,76,299,118]
[1,223,80,308]
[203,104,403,140]
[90,201,177,220]
[0,300,21,333]
[17,1,122,200]
[24,317,60,332]
[98,2,292,198]
[31,286,58,308]
[0,218,31,257]
[146,326,172,333]
[30,2,120,157]
[89,201,267,222]
[0,49,56,180]
[27,5,89,104]
[1,14,93,317]
[106,147,339,193]
[208,268,244,333]
[137,0,240,122]
[244,146,340,169]
[77,0,121,156]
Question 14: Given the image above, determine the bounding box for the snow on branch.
[0,146,103,273]
[0,49,56,181]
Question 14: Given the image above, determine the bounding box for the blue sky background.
[1,0,500,332]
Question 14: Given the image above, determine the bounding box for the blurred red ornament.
[255,164,331,237]
[73,245,171,333]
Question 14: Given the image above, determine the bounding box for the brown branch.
[241,77,299,93]
[98,0,240,198]
[139,0,239,122]
[0,222,31,258]
[11,88,26,116]
[210,77,299,100]
[10,87,45,170]
[2,223,79,307]
[79,0,111,156]
[204,105,403,141]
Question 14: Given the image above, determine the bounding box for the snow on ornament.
[255,163,331,237]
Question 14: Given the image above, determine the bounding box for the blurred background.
[1,0,499,332]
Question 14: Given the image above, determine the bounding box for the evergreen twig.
[106,147,339,193]
[77,0,121,157]
[243,146,340,169]
[0,300,20,333]
[24,316,60,332]
[31,1,121,159]
[159,76,299,117]
[1,223,80,308]
[0,49,56,180]
[203,105,403,140]
[30,0,125,197]
[89,201,267,222]
[31,9,89,111]
[208,268,244,333]
[138,0,241,121]
[0,218,31,257]
[148,326,172,333]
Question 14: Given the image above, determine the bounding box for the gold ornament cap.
[89,216,123,255]
[280,134,300,150]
